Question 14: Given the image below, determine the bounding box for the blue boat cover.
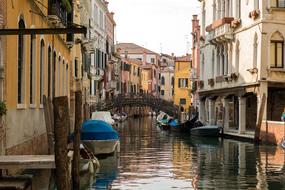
[81,120,119,141]
[169,119,179,127]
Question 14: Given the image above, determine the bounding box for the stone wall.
[260,121,285,145]
[6,133,48,155]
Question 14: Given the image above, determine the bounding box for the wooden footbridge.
[90,93,179,117]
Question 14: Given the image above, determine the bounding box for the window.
[74,58,78,78]
[235,40,240,73]
[236,0,241,18]
[161,90,164,96]
[277,0,285,7]
[171,77,174,86]
[270,32,284,68]
[58,56,61,96]
[48,47,52,97]
[254,0,259,9]
[151,58,155,64]
[253,34,258,68]
[30,34,36,105]
[178,78,188,88]
[180,98,186,105]
[66,64,68,96]
[62,60,65,96]
[18,19,25,104]
[52,51,56,98]
[40,40,45,104]
[161,76,165,85]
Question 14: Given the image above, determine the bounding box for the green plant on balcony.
[0,101,7,116]
[192,81,197,93]
[61,0,72,13]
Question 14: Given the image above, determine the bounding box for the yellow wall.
[129,62,140,93]
[5,0,75,152]
[173,61,191,111]
[140,69,150,93]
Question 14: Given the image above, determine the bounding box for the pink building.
[191,15,201,108]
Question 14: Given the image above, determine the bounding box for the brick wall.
[260,121,285,145]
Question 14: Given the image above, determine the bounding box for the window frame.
[270,40,284,68]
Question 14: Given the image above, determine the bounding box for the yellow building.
[127,58,141,94]
[140,65,152,94]
[3,0,80,155]
[173,55,192,112]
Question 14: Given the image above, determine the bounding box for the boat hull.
[83,140,119,155]
[191,126,221,137]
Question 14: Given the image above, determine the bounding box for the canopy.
[81,120,119,141]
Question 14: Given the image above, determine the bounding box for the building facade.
[199,0,285,143]
[3,0,74,155]
[160,66,174,102]
[117,43,160,96]
[173,55,192,111]
[191,15,201,109]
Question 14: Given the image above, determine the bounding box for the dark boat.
[169,115,199,133]
[190,125,221,137]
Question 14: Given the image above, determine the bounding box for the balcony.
[92,68,104,81]
[48,0,72,27]
[109,80,117,89]
[206,17,234,43]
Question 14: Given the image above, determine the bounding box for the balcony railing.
[206,17,234,43]
[48,0,70,26]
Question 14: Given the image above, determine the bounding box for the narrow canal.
[92,117,285,190]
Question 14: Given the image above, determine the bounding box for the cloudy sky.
[109,0,201,56]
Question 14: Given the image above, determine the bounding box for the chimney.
[124,51,128,59]
[143,51,147,65]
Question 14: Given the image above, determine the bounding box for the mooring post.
[72,91,82,190]
[53,96,71,190]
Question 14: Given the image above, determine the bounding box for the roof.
[116,43,158,55]
[175,54,191,62]
[123,58,143,66]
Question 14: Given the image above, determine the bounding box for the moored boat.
[190,125,221,137]
[81,120,120,155]
[91,111,115,126]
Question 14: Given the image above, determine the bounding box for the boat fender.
[88,161,94,174]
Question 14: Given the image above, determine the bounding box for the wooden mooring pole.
[72,92,82,190]
[53,96,71,190]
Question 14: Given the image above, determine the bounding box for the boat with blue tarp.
[81,120,120,155]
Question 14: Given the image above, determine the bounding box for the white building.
[160,66,174,102]
[199,0,285,140]
[89,0,108,103]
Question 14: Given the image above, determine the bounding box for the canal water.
[91,117,285,190]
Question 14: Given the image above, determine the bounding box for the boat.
[190,125,221,137]
[81,120,120,155]
[91,111,115,126]
[169,115,199,133]
[156,111,172,130]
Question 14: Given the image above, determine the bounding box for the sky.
[109,0,201,56]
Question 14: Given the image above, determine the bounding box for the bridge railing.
[90,93,179,117]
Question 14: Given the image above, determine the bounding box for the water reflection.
[92,117,285,190]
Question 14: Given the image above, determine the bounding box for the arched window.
[61,60,66,96]
[213,1,216,21]
[270,31,284,68]
[58,56,61,96]
[212,49,215,78]
[254,0,259,9]
[253,33,258,68]
[52,51,56,98]
[161,76,165,85]
[171,76,174,86]
[235,40,240,73]
[66,64,68,96]
[40,40,45,104]
[18,19,25,104]
[30,34,36,104]
[48,47,52,98]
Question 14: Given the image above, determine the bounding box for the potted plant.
[0,101,7,116]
